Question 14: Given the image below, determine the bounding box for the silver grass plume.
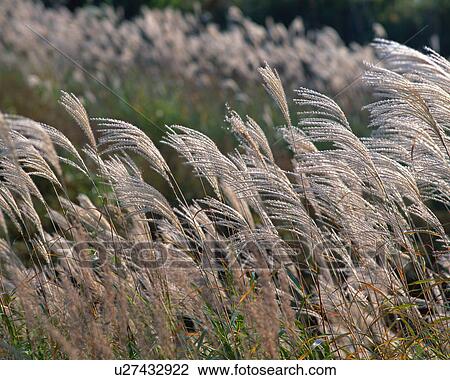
[258,63,292,127]
[59,91,96,149]
[96,118,171,182]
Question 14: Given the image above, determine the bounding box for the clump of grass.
[0,40,449,359]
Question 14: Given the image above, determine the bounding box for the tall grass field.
[0,1,449,360]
